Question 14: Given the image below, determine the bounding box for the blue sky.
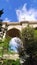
[0,0,37,22]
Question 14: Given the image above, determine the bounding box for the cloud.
[16,3,37,22]
[3,18,10,22]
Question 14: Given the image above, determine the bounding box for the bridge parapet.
[0,21,37,39]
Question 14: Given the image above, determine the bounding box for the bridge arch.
[6,28,21,38]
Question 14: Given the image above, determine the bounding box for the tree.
[18,25,37,65]
[0,36,11,58]
[3,36,11,54]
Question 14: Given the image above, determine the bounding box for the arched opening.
[6,28,21,38]
[6,28,23,53]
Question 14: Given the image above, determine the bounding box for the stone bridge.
[0,21,37,39]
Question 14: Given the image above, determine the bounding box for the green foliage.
[3,59,21,65]
[18,25,37,65]
[15,59,21,65]
[0,62,2,65]
[21,25,35,56]
[22,25,34,44]
[0,36,11,56]
[3,36,11,54]
[34,29,37,39]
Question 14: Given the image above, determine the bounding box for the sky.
[0,0,37,52]
[9,37,22,52]
[0,0,37,22]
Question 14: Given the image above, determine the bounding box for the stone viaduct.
[0,21,37,39]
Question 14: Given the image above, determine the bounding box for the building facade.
[0,21,37,39]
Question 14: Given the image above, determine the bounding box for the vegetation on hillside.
[0,21,37,65]
[17,25,37,65]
